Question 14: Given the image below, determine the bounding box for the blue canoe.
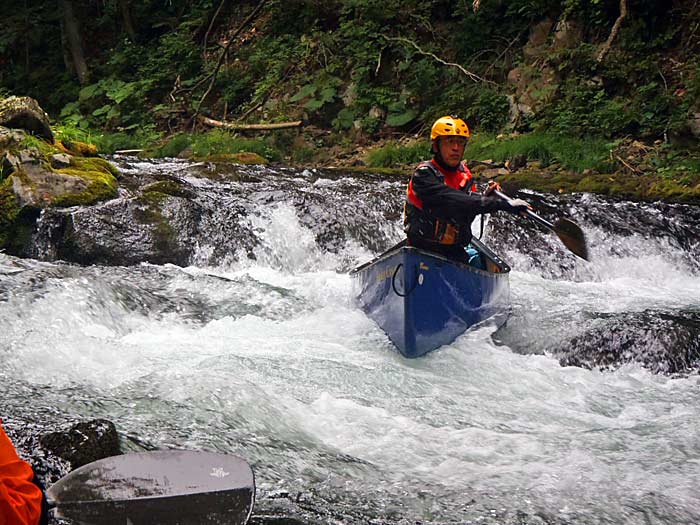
[350,238,511,358]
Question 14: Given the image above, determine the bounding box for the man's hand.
[508,198,532,215]
[484,180,501,196]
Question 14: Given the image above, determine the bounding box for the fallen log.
[198,115,302,131]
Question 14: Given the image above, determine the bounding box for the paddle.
[492,188,589,261]
[46,450,255,525]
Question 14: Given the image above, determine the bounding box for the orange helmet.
[430,115,470,140]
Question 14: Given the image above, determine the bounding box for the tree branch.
[597,0,628,63]
[193,0,269,121]
[383,36,494,84]
[203,0,227,63]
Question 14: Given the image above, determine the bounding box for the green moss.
[0,178,21,248]
[495,168,700,204]
[366,141,427,168]
[0,177,40,253]
[133,197,178,255]
[142,180,192,198]
[188,130,281,162]
[200,152,269,165]
[19,135,54,158]
[51,160,118,207]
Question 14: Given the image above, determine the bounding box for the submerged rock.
[554,309,700,375]
[3,415,122,486]
[40,419,121,470]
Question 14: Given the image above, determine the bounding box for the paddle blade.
[554,218,589,261]
[46,450,255,525]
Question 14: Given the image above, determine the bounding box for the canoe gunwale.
[350,238,511,277]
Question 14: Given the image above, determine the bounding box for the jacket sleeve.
[411,166,513,224]
[0,423,43,525]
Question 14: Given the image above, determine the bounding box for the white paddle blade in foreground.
[46,450,255,525]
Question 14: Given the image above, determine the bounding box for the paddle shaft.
[492,189,555,230]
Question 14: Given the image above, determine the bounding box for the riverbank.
[126,128,700,205]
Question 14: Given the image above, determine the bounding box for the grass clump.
[189,130,281,162]
[366,140,428,168]
[54,123,162,154]
[467,133,616,173]
[365,133,615,174]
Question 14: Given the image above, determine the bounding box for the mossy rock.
[57,139,99,157]
[141,179,193,199]
[0,135,121,253]
[200,152,269,165]
[497,168,700,204]
[0,96,53,143]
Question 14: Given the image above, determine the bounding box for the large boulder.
[0,96,54,143]
[0,98,120,256]
[1,148,119,255]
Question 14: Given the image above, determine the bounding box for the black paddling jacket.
[404,159,514,247]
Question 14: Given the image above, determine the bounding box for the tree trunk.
[60,0,89,84]
[117,0,138,41]
[198,115,302,131]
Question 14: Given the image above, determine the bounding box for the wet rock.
[29,180,256,266]
[3,412,121,486]
[49,153,73,168]
[40,419,121,470]
[0,96,54,142]
[0,126,26,149]
[1,115,120,256]
[555,310,700,375]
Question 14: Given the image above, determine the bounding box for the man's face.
[434,136,467,168]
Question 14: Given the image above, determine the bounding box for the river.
[1,158,699,524]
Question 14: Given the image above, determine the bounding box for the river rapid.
[2,158,699,524]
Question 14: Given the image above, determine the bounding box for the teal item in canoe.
[351,238,510,357]
[46,450,255,525]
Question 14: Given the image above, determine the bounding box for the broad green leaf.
[386,109,417,127]
[92,105,112,116]
[304,98,325,110]
[79,83,103,101]
[290,84,317,102]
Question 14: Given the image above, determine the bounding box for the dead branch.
[203,0,227,63]
[486,29,526,77]
[597,0,628,62]
[613,154,641,174]
[198,115,302,131]
[384,36,494,84]
[194,0,269,121]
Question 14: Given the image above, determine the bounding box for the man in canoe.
[0,420,47,525]
[404,115,530,265]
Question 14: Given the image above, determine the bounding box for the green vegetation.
[146,130,281,162]
[366,141,427,168]
[367,133,617,173]
[468,134,617,174]
[0,0,698,201]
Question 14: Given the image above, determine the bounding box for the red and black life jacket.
[404,159,477,245]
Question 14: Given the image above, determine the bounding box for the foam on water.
[2,189,700,524]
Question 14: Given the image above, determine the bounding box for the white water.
[2,201,700,524]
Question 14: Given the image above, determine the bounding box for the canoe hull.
[351,241,510,358]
